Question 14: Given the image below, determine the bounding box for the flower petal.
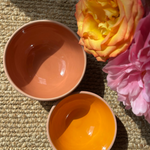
[131,91,148,116]
[103,49,130,72]
[143,71,150,102]
[117,73,141,97]
[129,31,144,63]
[82,14,103,40]
[75,0,144,61]
[84,0,106,21]
[118,94,131,109]
[138,47,150,62]
[106,74,122,91]
[135,12,150,41]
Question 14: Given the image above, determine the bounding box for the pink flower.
[103,13,150,123]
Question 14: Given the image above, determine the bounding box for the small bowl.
[47,91,117,150]
[3,20,86,101]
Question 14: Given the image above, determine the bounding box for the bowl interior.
[5,21,86,99]
[48,92,116,150]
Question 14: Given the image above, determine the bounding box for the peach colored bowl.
[3,20,86,101]
[47,91,117,150]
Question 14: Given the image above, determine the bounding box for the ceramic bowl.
[3,20,86,101]
[47,91,117,150]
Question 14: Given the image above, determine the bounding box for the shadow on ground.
[10,0,78,32]
[120,102,150,146]
[111,116,128,150]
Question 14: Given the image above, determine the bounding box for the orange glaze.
[49,93,116,150]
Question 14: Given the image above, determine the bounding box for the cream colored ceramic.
[3,20,86,101]
[47,91,117,150]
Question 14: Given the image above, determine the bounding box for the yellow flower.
[75,0,144,61]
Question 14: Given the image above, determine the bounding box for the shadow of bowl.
[111,116,128,150]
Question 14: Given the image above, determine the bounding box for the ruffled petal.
[118,94,131,109]
[84,0,106,21]
[138,47,150,63]
[143,71,150,102]
[106,74,124,91]
[107,17,127,45]
[142,60,150,71]
[82,14,102,40]
[135,13,150,41]
[75,0,144,61]
[131,91,148,116]
[129,31,144,63]
[144,32,150,48]
[75,0,86,36]
[103,49,130,72]
[117,73,141,97]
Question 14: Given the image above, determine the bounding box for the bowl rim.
[46,91,117,150]
[3,20,87,101]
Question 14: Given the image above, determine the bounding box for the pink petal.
[142,60,150,70]
[131,91,148,116]
[141,59,150,73]
[103,50,130,71]
[118,94,126,102]
[143,71,150,102]
[144,107,150,124]
[138,75,144,88]
[129,31,144,63]
[144,32,150,48]
[106,74,121,91]
[106,71,128,91]
[103,65,130,75]
[118,94,131,109]
[142,87,149,102]
[117,73,141,97]
[135,13,150,38]
[138,47,150,62]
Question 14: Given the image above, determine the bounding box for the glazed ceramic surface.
[47,91,117,150]
[4,20,86,100]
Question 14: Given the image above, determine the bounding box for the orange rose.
[75,0,144,61]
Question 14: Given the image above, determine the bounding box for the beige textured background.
[0,0,150,149]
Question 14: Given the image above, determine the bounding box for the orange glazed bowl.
[47,91,117,150]
[3,20,86,101]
